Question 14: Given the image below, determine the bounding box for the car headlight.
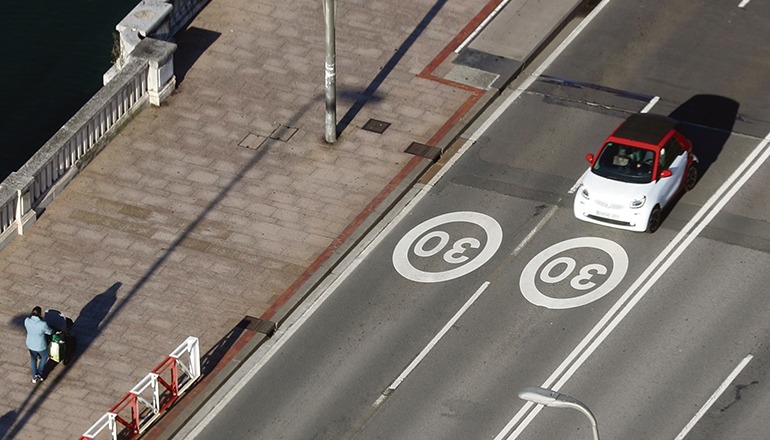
[580,187,590,199]
[630,196,646,209]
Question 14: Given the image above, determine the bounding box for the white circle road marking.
[519,237,628,309]
[393,211,503,283]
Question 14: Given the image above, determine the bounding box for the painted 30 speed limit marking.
[393,211,503,283]
[519,237,628,309]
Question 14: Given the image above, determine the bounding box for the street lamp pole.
[322,0,337,143]
[518,387,600,440]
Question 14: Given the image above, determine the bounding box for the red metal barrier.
[80,336,200,439]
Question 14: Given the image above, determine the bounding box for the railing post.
[130,38,177,107]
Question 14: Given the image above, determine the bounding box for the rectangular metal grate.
[362,118,391,134]
[405,142,441,160]
[242,315,277,336]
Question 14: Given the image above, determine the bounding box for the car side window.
[660,136,684,171]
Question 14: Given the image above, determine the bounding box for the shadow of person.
[0,411,18,437]
[9,314,27,331]
[41,282,120,378]
[669,94,739,176]
[69,282,121,364]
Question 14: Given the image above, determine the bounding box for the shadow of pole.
[4,91,323,437]
[336,0,448,134]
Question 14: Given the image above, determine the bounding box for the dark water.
[0,0,139,180]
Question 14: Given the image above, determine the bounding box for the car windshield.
[591,142,655,183]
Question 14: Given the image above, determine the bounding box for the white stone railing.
[0,0,209,250]
[0,0,208,252]
[0,38,176,252]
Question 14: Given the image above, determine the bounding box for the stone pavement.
[0,0,585,438]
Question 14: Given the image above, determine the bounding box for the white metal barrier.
[80,336,201,440]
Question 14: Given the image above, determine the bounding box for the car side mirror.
[585,153,594,164]
[660,169,673,178]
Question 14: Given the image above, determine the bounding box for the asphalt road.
[184,1,770,438]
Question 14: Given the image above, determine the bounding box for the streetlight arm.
[518,387,600,440]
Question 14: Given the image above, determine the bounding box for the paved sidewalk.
[0,0,584,438]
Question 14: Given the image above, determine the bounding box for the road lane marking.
[373,281,491,407]
[674,354,753,439]
[497,130,770,439]
[519,237,628,309]
[738,0,751,9]
[393,212,503,283]
[641,95,660,113]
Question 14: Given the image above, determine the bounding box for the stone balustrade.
[0,0,209,251]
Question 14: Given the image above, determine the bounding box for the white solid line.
[674,354,754,440]
[382,282,490,395]
[641,96,660,113]
[567,175,584,194]
[455,0,512,53]
[499,130,770,439]
[512,204,559,256]
[738,0,751,9]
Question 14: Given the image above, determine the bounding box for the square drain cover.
[270,125,298,142]
[362,119,391,134]
[239,133,267,149]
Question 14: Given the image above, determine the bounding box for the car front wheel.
[647,206,661,233]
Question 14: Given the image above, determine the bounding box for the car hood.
[580,169,654,204]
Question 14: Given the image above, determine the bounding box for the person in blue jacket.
[25,306,52,383]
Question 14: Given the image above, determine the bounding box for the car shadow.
[669,94,739,176]
[657,95,739,229]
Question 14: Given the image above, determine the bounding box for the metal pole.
[323,0,337,143]
[519,387,600,440]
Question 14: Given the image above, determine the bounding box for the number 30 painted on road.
[519,237,628,309]
[393,212,503,283]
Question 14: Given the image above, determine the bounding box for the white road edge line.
[374,281,491,407]
[499,130,770,439]
[674,354,754,440]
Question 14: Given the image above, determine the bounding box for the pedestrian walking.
[24,306,52,383]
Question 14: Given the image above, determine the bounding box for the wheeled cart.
[45,309,76,365]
